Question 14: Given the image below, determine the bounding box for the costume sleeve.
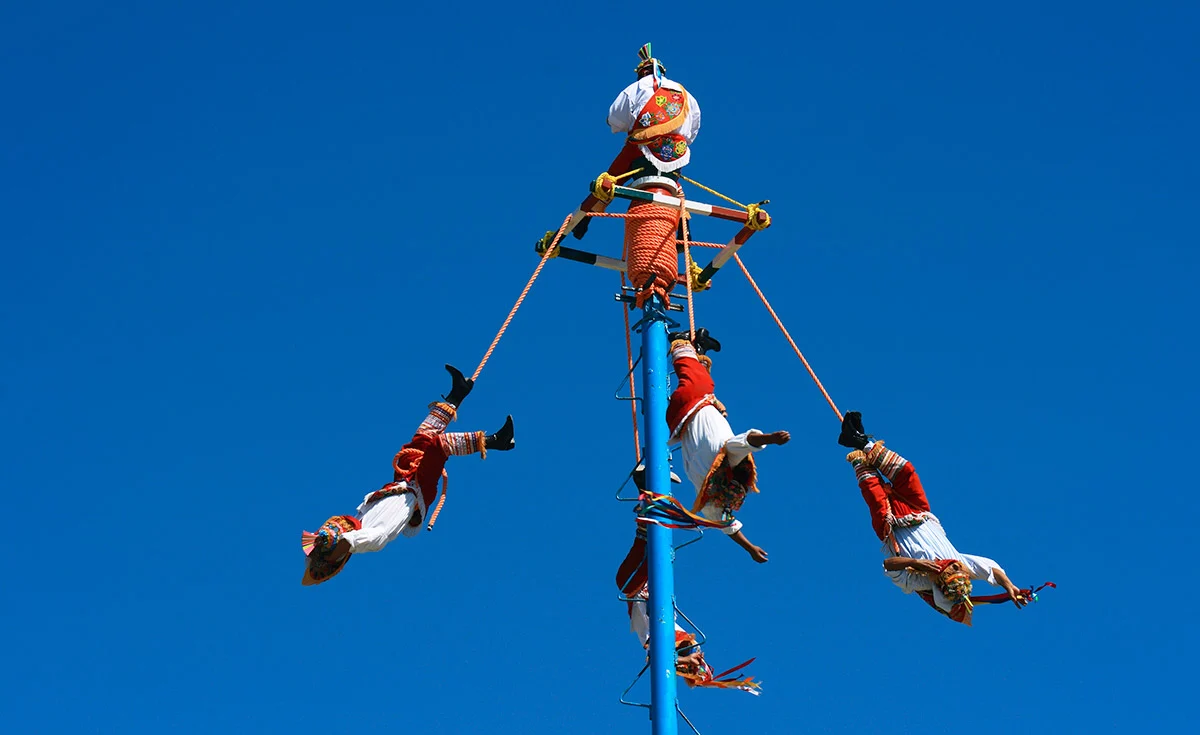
[629,599,651,646]
[723,429,764,468]
[698,501,743,536]
[608,81,639,133]
[959,553,1002,586]
[683,89,700,143]
[885,565,934,594]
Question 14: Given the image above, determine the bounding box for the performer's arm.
[728,529,769,564]
[685,91,701,143]
[990,566,1028,608]
[746,430,790,448]
[883,556,943,575]
[607,81,638,133]
[725,429,789,467]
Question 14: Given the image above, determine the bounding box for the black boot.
[668,330,692,344]
[693,327,721,355]
[485,415,515,451]
[443,364,473,408]
[837,411,870,450]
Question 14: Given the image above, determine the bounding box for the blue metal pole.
[641,295,678,735]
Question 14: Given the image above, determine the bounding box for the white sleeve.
[959,553,1003,586]
[684,91,700,143]
[723,429,764,468]
[608,82,638,133]
[629,599,651,646]
[885,566,934,594]
[698,501,743,536]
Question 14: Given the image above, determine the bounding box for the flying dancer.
[301,365,515,586]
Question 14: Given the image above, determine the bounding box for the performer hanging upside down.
[574,43,701,240]
[666,329,790,563]
[301,365,515,586]
[615,526,760,694]
[838,411,1028,625]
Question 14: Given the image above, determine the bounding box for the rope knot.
[745,202,772,231]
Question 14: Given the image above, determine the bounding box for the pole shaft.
[641,296,678,735]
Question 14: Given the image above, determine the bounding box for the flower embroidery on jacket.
[664,102,682,117]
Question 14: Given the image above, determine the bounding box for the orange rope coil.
[624,196,681,309]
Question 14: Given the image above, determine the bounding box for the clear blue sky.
[3,2,1197,733]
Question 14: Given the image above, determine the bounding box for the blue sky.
[3,2,1197,732]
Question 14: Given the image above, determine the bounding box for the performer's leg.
[864,442,930,513]
[606,142,643,178]
[615,527,649,595]
[848,450,891,541]
[342,494,417,553]
[667,340,715,418]
[409,431,452,491]
[417,401,457,435]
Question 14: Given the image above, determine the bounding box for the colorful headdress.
[301,515,361,586]
[674,631,761,695]
[935,559,975,625]
[635,43,666,83]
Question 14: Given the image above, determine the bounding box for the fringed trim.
[629,89,690,141]
[440,430,486,458]
[692,447,758,515]
[847,450,878,483]
[864,440,907,480]
[670,339,698,361]
[636,144,691,173]
[698,354,713,370]
[418,401,457,434]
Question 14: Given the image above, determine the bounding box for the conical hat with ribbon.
[300,515,361,586]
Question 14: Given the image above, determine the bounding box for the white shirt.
[628,590,688,646]
[677,405,761,534]
[607,76,701,172]
[342,486,422,552]
[884,516,1004,614]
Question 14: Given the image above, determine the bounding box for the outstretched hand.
[1006,585,1029,609]
[748,430,790,447]
[748,545,769,564]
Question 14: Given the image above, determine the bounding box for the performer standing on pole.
[574,43,701,240]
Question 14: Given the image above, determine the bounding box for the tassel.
[301,531,318,556]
